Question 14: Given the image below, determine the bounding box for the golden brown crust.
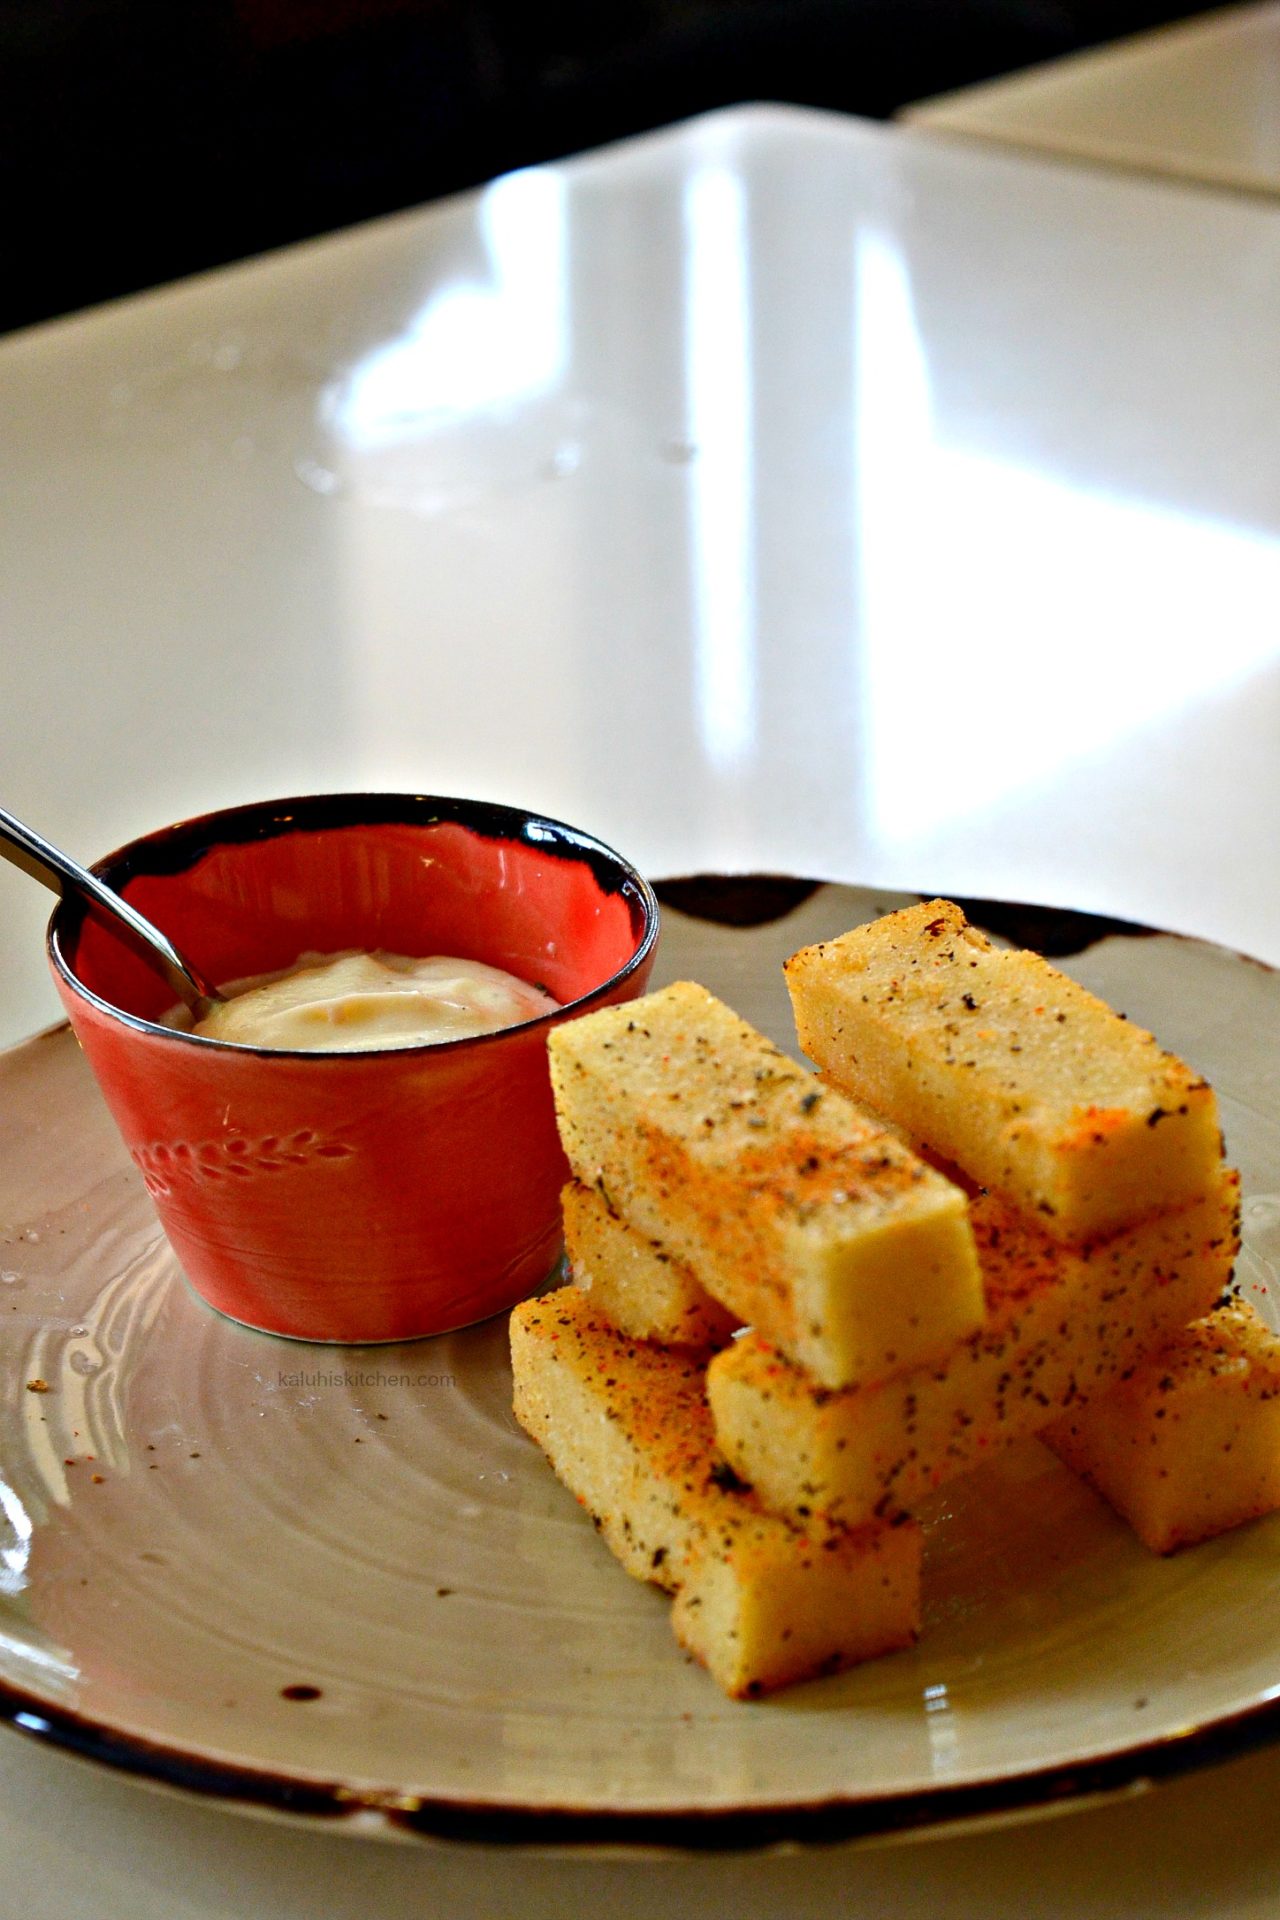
[549,981,983,1388]
[786,900,1222,1240]
[561,1179,739,1351]
[708,1169,1241,1532]
[510,1286,921,1696]
[1044,1299,1280,1553]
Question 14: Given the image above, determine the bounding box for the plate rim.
[2,875,1277,1850]
[4,1662,1280,1850]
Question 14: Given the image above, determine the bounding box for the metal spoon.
[0,803,223,1021]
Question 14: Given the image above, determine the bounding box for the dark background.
[4,0,1206,335]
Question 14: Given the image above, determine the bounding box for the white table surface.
[904,2,1280,198]
[3,103,1280,1914]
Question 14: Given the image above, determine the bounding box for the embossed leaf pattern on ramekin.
[132,1130,356,1197]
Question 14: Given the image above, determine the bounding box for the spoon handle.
[0,804,221,1018]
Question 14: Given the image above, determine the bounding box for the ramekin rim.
[47,791,660,1060]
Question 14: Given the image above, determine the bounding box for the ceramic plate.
[2,879,1279,1849]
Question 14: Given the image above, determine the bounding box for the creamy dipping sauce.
[189,952,558,1052]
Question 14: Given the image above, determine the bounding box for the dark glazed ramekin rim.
[47,792,659,1058]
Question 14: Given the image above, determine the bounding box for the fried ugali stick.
[1044,1299,1280,1554]
[561,1179,739,1350]
[786,900,1222,1242]
[548,981,983,1390]
[707,1170,1240,1534]
[510,1287,921,1698]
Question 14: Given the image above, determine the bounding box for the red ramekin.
[47,792,659,1342]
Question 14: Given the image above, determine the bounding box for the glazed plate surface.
[2,880,1279,1847]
